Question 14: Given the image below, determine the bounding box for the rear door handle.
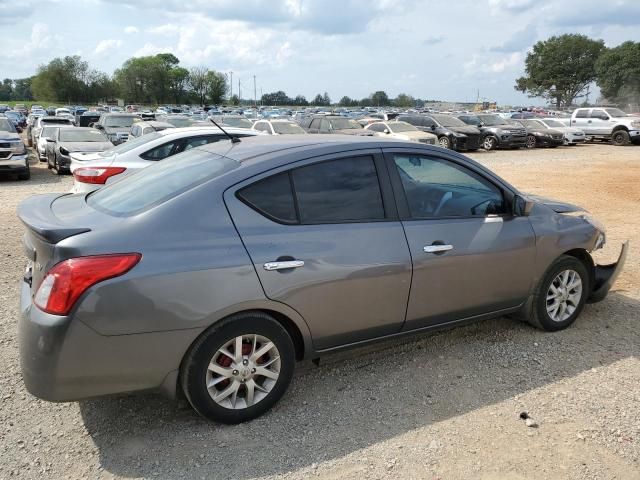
[423,244,453,254]
[263,260,305,271]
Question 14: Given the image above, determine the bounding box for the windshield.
[389,122,417,133]
[41,126,58,138]
[478,115,507,126]
[0,118,16,132]
[520,119,545,128]
[42,118,73,125]
[432,115,466,127]
[329,118,361,129]
[87,150,239,216]
[542,119,565,128]
[221,117,253,128]
[605,108,628,117]
[458,115,481,126]
[98,131,162,157]
[59,129,108,142]
[105,116,135,127]
[272,122,305,134]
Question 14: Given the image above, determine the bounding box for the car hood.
[0,131,21,141]
[59,141,114,153]
[527,194,583,213]
[551,126,583,134]
[444,125,481,135]
[334,129,375,136]
[393,131,437,140]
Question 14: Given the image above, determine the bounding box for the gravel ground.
[0,144,639,480]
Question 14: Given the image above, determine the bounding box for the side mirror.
[383,128,390,134]
[514,195,535,216]
[45,137,54,142]
[430,125,436,130]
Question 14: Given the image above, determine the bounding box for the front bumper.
[536,136,565,147]
[18,280,199,401]
[565,133,585,144]
[496,135,527,148]
[588,242,628,303]
[0,154,28,172]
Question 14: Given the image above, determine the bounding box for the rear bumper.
[588,242,628,303]
[19,280,199,401]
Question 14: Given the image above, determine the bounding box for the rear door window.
[140,140,181,160]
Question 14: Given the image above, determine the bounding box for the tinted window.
[368,123,386,132]
[88,150,239,216]
[293,156,384,223]
[253,122,270,133]
[309,118,322,129]
[141,140,180,160]
[575,110,589,118]
[589,109,608,119]
[237,173,297,224]
[319,119,330,132]
[394,154,505,218]
[183,135,223,151]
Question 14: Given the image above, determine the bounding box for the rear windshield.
[87,149,239,216]
[104,116,135,127]
[98,131,161,156]
[0,118,16,132]
[59,129,108,142]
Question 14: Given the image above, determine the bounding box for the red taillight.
[73,167,126,185]
[34,254,141,315]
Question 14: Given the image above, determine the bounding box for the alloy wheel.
[546,269,583,322]
[483,137,496,150]
[206,334,281,410]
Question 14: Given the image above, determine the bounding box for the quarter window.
[575,110,589,118]
[394,154,505,218]
[237,173,297,224]
[141,140,180,160]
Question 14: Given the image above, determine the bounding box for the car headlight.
[9,141,26,154]
[631,120,640,128]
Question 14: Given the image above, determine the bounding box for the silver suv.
[0,116,29,180]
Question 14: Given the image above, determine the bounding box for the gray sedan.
[18,136,627,423]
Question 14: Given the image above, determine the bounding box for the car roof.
[197,134,424,163]
[154,126,261,137]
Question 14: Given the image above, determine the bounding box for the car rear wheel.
[181,312,295,424]
[525,135,537,149]
[611,130,630,146]
[528,255,589,332]
[482,136,497,151]
[438,136,451,149]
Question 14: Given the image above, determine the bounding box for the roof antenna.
[209,118,241,143]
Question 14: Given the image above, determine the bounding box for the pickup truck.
[568,107,640,146]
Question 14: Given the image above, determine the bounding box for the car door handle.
[263,260,305,271]
[423,244,453,254]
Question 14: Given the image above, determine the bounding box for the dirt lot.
[0,144,639,480]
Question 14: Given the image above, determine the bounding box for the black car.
[510,119,565,149]
[398,114,481,151]
[456,114,527,150]
[77,111,101,127]
[301,115,375,136]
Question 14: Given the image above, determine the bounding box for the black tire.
[525,135,537,149]
[52,155,63,175]
[17,162,30,181]
[527,255,590,332]
[438,136,451,149]
[181,312,295,424]
[482,135,497,151]
[611,130,630,146]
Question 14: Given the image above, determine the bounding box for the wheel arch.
[611,125,629,133]
[561,248,595,288]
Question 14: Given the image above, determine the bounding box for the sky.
[1,0,640,105]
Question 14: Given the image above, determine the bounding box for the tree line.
[516,34,640,108]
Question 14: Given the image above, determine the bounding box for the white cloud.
[145,24,180,35]
[124,26,139,34]
[94,39,124,55]
[489,52,523,72]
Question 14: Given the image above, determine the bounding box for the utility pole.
[253,75,257,107]
[260,87,263,106]
[229,71,233,101]
[238,79,241,103]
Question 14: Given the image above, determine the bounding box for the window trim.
[383,148,515,220]
[231,149,399,226]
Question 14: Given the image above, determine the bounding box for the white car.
[55,108,71,116]
[540,118,586,145]
[365,121,438,144]
[69,127,264,193]
[252,119,307,135]
[31,116,74,151]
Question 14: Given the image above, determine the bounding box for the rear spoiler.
[17,193,90,244]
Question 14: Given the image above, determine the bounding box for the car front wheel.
[438,136,451,149]
[525,135,537,149]
[611,130,630,146]
[181,312,295,424]
[528,255,590,332]
[483,136,497,151]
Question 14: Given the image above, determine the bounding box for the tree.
[339,96,353,106]
[596,41,640,105]
[322,91,331,106]
[515,34,605,108]
[394,93,415,108]
[0,79,12,101]
[229,94,240,106]
[261,90,290,105]
[188,66,209,105]
[206,70,227,104]
[370,90,390,106]
[12,78,33,100]
[291,95,308,106]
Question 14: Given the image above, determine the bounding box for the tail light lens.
[34,254,141,315]
[73,167,126,185]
